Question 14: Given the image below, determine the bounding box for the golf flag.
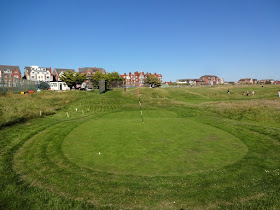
[138,89,139,95]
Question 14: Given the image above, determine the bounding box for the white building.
[24,65,52,83]
[50,82,70,91]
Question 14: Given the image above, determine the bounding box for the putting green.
[62,110,247,176]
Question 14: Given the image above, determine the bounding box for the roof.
[54,68,76,75]
[79,67,105,73]
[177,79,196,82]
[200,75,218,78]
[0,65,21,72]
[239,78,257,81]
[24,66,50,74]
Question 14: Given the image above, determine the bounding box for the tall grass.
[0,91,98,127]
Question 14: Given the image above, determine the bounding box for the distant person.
[252,91,255,96]
[242,91,245,95]
[227,89,230,94]
[278,90,280,98]
[246,91,249,96]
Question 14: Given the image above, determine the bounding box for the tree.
[106,72,125,87]
[59,71,86,90]
[90,71,107,88]
[144,75,161,87]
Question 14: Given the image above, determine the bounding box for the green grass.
[1,85,280,209]
[62,110,247,176]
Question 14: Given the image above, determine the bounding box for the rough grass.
[1,85,280,209]
[0,91,95,127]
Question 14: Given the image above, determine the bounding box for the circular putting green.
[62,110,247,176]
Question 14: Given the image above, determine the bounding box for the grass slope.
[1,85,280,209]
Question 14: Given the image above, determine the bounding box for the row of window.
[31,68,48,71]
[31,76,50,79]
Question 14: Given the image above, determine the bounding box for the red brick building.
[0,65,22,82]
[199,75,224,85]
[120,71,162,87]
[52,68,76,82]
[79,67,106,78]
[238,78,258,84]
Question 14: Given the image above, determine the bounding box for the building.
[238,78,258,84]
[79,67,106,78]
[176,75,222,86]
[24,65,52,83]
[50,68,76,91]
[0,65,22,80]
[120,71,162,87]
[259,79,274,85]
[176,79,196,85]
[79,67,106,87]
[50,82,70,91]
[52,68,76,82]
[199,75,224,85]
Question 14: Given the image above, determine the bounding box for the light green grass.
[62,110,247,176]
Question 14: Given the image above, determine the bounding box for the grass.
[0,91,88,127]
[1,85,280,209]
[62,110,247,176]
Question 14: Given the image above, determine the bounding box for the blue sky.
[0,0,279,82]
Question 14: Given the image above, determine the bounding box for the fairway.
[63,110,247,176]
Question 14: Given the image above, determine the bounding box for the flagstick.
[138,89,144,123]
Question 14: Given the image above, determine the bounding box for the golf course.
[1,85,280,209]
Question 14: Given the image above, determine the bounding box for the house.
[238,78,257,84]
[120,71,162,87]
[0,65,22,81]
[24,65,52,83]
[79,67,106,78]
[176,79,196,85]
[50,68,76,91]
[50,82,70,91]
[194,79,205,85]
[199,75,224,85]
[259,79,275,85]
[52,68,76,82]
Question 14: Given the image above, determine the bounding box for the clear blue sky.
[0,0,279,82]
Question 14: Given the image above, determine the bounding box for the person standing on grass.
[227,89,230,94]
[278,90,280,98]
[252,90,255,96]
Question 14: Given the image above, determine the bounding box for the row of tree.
[59,71,161,89]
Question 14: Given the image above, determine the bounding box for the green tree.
[106,72,125,87]
[59,71,86,89]
[90,71,107,88]
[144,75,161,87]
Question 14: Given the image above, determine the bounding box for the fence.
[0,77,39,93]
